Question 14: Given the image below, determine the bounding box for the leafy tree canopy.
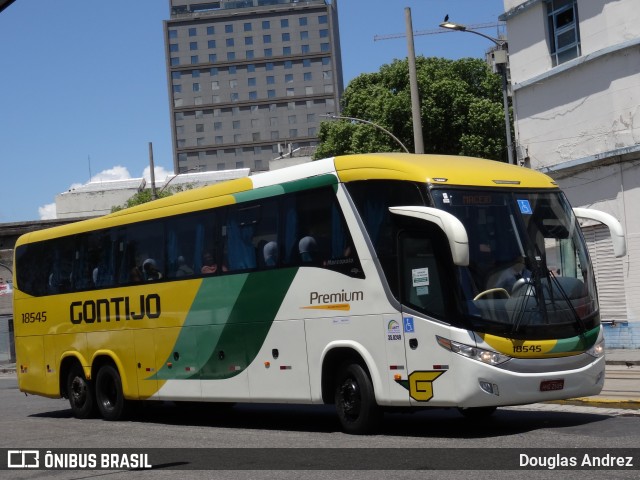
[314,56,510,162]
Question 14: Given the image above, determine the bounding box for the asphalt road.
[1,376,640,480]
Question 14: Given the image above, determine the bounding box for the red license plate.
[540,379,564,391]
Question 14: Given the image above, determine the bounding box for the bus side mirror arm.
[389,206,469,266]
[573,207,626,258]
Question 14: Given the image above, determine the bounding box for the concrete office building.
[501,0,640,347]
[164,0,343,174]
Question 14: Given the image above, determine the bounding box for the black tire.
[95,364,128,421]
[66,364,95,419]
[457,406,498,419]
[334,362,381,434]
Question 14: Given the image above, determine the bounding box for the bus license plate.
[540,379,564,391]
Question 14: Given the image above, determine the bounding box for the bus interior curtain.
[194,223,205,272]
[283,195,297,263]
[227,211,256,270]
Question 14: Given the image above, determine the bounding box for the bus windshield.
[431,188,599,340]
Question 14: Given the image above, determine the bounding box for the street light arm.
[439,22,506,47]
[321,115,410,153]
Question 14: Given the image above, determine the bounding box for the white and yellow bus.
[13,153,626,434]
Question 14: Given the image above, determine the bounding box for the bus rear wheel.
[334,362,381,434]
[66,364,95,419]
[95,364,128,421]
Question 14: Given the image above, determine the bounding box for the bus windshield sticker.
[412,268,429,287]
[518,199,533,215]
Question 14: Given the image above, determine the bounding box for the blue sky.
[0,0,505,223]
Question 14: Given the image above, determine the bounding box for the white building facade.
[502,0,640,347]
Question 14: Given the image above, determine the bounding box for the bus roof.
[333,153,557,188]
[17,153,557,245]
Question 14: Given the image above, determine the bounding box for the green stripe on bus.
[232,174,337,203]
[548,326,599,354]
[155,268,298,380]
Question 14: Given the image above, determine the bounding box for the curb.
[548,398,640,410]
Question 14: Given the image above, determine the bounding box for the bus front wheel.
[95,364,128,421]
[334,362,381,434]
[66,364,95,419]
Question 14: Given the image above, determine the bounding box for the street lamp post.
[320,114,410,153]
[440,21,515,165]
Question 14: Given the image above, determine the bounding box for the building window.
[169,29,178,39]
[191,55,199,64]
[173,85,182,94]
[267,75,275,84]
[192,70,200,78]
[286,87,295,97]
[248,77,256,87]
[263,34,272,43]
[172,71,181,80]
[320,29,329,38]
[193,83,200,92]
[170,43,179,52]
[284,60,292,69]
[229,66,237,74]
[318,15,328,24]
[225,24,233,33]
[209,54,217,62]
[303,59,311,67]
[214,122,222,131]
[285,73,294,83]
[248,64,256,72]
[301,45,310,54]
[266,62,274,71]
[281,19,289,28]
[244,22,252,32]
[267,89,276,98]
[283,46,291,56]
[196,124,204,133]
[249,91,258,100]
[262,20,270,29]
[300,31,309,40]
[282,32,290,42]
[210,67,219,76]
[547,0,581,66]
[189,27,197,37]
[246,50,254,59]
[226,38,234,47]
[207,26,215,35]
[321,43,330,52]
[171,57,180,66]
[245,36,253,45]
[190,41,198,50]
[304,72,312,81]
[229,79,238,88]
[299,17,307,26]
[264,48,273,57]
[227,52,236,61]
[208,40,216,48]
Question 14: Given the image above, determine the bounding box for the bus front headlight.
[436,336,511,366]
[586,338,605,358]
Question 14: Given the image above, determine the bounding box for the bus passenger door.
[398,230,455,406]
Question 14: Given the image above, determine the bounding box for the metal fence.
[0,316,15,363]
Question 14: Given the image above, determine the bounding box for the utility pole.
[405,7,424,154]
[149,142,158,200]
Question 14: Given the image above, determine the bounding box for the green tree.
[315,56,511,162]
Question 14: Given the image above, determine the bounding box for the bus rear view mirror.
[573,207,626,258]
[389,206,469,267]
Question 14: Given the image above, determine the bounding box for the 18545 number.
[21,311,47,323]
